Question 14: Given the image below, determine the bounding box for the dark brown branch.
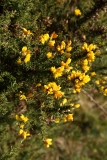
[82,89,107,116]
[75,0,107,31]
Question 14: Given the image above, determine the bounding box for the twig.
[102,101,107,107]
[82,89,107,116]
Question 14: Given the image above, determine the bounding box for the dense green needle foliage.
[0,0,107,159]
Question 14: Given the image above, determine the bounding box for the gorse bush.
[0,0,107,159]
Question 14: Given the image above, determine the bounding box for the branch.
[82,89,107,116]
[75,0,107,31]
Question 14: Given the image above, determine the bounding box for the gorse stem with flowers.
[14,30,99,147]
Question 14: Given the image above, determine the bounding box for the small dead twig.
[102,101,107,107]
[82,89,107,116]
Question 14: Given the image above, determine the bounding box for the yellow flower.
[75,88,81,93]
[60,98,67,106]
[69,103,74,107]
[67,40,72,46]
[88,44,96,51]
[27,93,34,98]
[74,9,82,16]
[54,72,62,79]
[82,65,90,72]
[36,83,41,87]
[44,34,49,41]
[50,66,56,73]
[20,114,28,123]
[19,129,24,135]
[54,90,64,98]
[57,45,61,52]
[66,58,72,65]
[61,41,66,50]
[19,124,24,129]
[54,66,64,78]
[83,59,88,66]
[90,72,96,76]
[82,42,88,51]
[66,46,72,52]
[65,53,71,58]
[67,114,73,121]
[54,118,60,123]
[87,51,95,62]
[20,94,27,101]
[50,32,58,39]
[17,57,21,64]
[44,138,52,148]
[23,28,31,35]
[100,86,104,91]
[24,53,31,63]
[48,40,55,47]
[62,116,67,122]
[39,35,45,44]
[22,46,27,56]
[39,34,49,44]
[82,75,90,83]
[95,50,101,55]
[19,129,30,139]
[21,47,31,59]
[95,80,100,85]
[62,98,67,104]
[74,104,80,108]
[46,52,53,58]
[44,82,61,95]
[22,131,30,139]
[82,43,96,52]
[15,115,20,120]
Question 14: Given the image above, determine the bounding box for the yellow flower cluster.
[60,98,67,106]
[19,91,27,101]
[82,43,96,62]
[61,58,73,73]
[40,32,58,46]
[100,86,107,96]
[50,66,64,78]
[82,59,90,72]
[16,114,28,122]
[20,94,27,101]
[54,113,73,123]
[22,46,31,63]
[90,72,96,76]
[44,82,64,98]
[48,40,55,47]
[22,28,32,36]
[17,46,31,64]
[95,78,107,86]
[64,113,73,122]
[57,40,72,54]
[44,138,52,148]
[74,9,82,16]
[95,80,100,85]
[15,114,30,139]
[68,70,90,93]
[46,52,53,59]
[74,103,80,108]
[55,113,74,123]
[95,77,107,96]
[50,58,72,78]
[17,91,33,101]
[40,33,49,44]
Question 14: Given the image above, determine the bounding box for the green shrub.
[0,0,107,159]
